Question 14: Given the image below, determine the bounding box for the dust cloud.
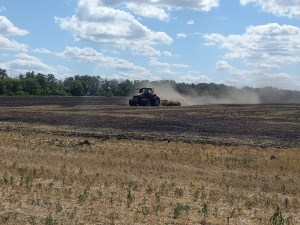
[133,81,300,105]
[151,83,261,106]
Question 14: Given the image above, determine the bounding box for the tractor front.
[129,88,160,106]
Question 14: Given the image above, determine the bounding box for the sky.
[1,0,300,90]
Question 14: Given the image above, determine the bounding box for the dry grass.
[0,130,299,224]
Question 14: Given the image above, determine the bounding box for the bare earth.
[0,96,299,148]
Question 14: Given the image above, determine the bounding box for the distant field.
[0,97,299,224]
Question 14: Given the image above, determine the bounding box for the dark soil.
[0,96,299,148]
[0,96,129,107]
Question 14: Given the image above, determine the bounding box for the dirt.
[0,96,299,148]
[0,96,129,107]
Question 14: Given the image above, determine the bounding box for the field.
[0,96,299,224]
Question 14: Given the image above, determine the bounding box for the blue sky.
[1,0,300,90]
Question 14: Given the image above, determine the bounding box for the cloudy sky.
[1,0,300,90]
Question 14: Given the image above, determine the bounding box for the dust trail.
[133,81,300,105]
[144,83,261,106]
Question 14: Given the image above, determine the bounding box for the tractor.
[129,88,160,106]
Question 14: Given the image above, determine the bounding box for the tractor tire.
[139,98,150,106]
[129,98,138,106]
[152,96,160,106]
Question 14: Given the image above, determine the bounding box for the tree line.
[0,69,133,97]
[1,69,300,103]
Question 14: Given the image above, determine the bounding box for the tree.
[0,69,8,79]
[118,79,133,96]
[47,74,57,83]
[0,79,5,94]
[25,71,36,79]
[5,79,24,95]
[67,80,84,96]
[36,73,47,87]
[73,75,101,95]
[18,73,25,80]
[23,78,41,95]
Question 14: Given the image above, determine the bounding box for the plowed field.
[1,96,300,224]
[0,96,299,148]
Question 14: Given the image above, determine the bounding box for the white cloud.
[0,53,56,75]
[216,60,255,77]
[131,45,161,57]
[160,67,176,75]
[163,51,172,57]
[0,16,29,36]
[16,53,40,61]
[205,24,300,90]
[203,33,225,45]
[99,0,219,22]
[177,33,187,39]
[216,60,300,90]
[57,65,71,72]
[179,74,210,83]
[0,16,29,52]
[57,46,150,75]
[173,63,190,68]
[187,20,194,25]
[55,0,172,56]
[126,3,169,20]
[99,0,219,12]
[204,23,300,69]
[240,0,300,19]
[149,58,170,67]
[149,59,190,69]
[0,36,28,52]
[33,48,51,54]
[112,50,120,55]
[106,72,161,81]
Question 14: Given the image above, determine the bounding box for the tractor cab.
[139,88,153,95]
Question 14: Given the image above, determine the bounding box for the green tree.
[0,69,8,79]
[18,73,25,80]
[118,79,133,96]
[5,79,24,95]
[68,80,84,96]
[0,79,5,94]
[23,78,41,95]
[47,74,57,83]
[36,73,47,87]
[25,71,36,79]
[74,75,101,95]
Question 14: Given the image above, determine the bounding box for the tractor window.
[139,88,152,94]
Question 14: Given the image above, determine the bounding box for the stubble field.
[0,96,299,224]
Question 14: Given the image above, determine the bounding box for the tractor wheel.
[139,98,150,106]
[129,98,138,106]
[152,96,160,106]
